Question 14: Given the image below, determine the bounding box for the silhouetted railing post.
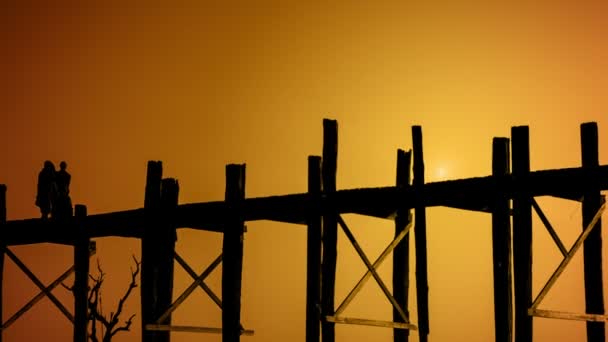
[491,138,512,342]
[73,204,89,342]
[393,149,411,342]
[222,164,246,342]
[0,184,6,342]
[141,161,163,342]
[580,122,605,342]
[512,126,533,342]
[321,119,338,342]
[306,156,322,342]
[413,126,429,342]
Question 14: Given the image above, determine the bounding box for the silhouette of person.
[35,160,57,219]
[53,161,73,219]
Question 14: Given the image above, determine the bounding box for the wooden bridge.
[0,119,606,342]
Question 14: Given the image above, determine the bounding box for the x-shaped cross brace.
[325,215,417,331]
[529,196,608,321]
[146,252,253,335]
[1,244,96,331]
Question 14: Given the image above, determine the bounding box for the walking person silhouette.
[35,161,57,219]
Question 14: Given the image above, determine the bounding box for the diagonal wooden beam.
[334,221,412,316]
[531,198,568,257]
[336,215,409,323]
[3,247,74,323]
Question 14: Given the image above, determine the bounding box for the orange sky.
[3,1,608,341]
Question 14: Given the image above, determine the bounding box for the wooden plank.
[531,309,608,322]
[413,125,429,342]
[222,164,246,342]
[0,185,5,342]
[146,324,254,335]
[321,119,338,342]
[512,126,533,342]
[580,122,605,342]
[491,137,512,342]
[73,205,89,342]
[393,149,411,342]
[325,316,417,330]
[306,155,322,342]
[141,160,163,342]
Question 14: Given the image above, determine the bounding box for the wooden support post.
[393,149,411,342]
[306,156,322,342]
[321,119,338,342]
[73,205,89,342]
[512,126,533,342]
[223,164,246,342]
[0,184,6,342]
[491,138,513,342]
[141,161,164,342]
[156,179,179,326]
[580,122,605,342]
[412,126,429,342]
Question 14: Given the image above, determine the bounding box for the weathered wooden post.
[141,161,174,342]
[73,204,89,342]
[512,126,533,342]
[491,138,512,342]
[321,119,338,342]
[0,185,6,342]
[580,122,605,342]
[306,156,322,342]
[393,149,411,342]
[412,126,429,342]
[223,164,246,342]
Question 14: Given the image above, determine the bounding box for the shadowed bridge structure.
[0,119,606,342]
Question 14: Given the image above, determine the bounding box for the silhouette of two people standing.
[36,160,72,220]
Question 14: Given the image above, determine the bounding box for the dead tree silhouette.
[64,256,140,342]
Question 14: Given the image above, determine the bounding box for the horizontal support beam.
[145,324,254,335]
[530,309,608,322]
[325,316,417,330]
[3,165,608,245]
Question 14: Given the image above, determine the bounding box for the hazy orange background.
[3,1,608,341]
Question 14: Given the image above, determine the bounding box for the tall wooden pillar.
[512,126,533,342]
[491,138,512,342]
[73,204,89,342]
[142,161,176,342]
[393,149,411,342]
[0,185,6,342]
[412,126,429,342]
[222,164,246,342]
[321,119,338,342]
[580,122,605,342]
[306,156,322,342]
